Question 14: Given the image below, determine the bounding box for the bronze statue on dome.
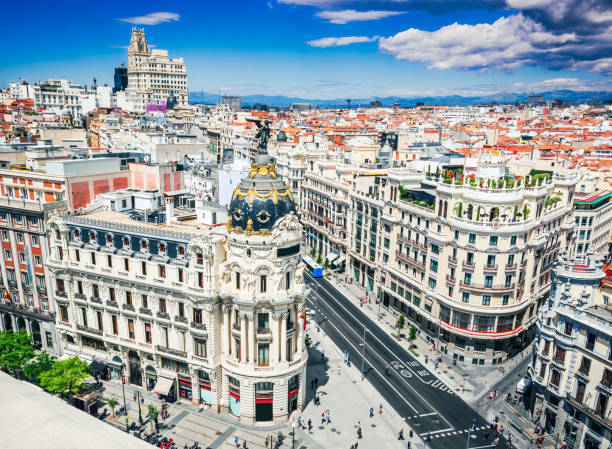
[247,119,271,154]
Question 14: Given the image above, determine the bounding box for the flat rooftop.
[0,371,151,449]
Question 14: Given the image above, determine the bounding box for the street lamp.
[292,422,296,449]
[133,390,144,425]
[466,427,471,449]
[360,326,368,381]
[121,364,129,432]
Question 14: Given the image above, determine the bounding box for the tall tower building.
[126,28,188,113]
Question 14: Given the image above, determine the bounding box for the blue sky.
[1,0,610,99]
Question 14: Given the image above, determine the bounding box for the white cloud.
[306,35,379,47]
[378,14,576,71]
[316,9,404,24]
[118,12,180,25]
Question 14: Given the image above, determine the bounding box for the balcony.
[191,321,206,331]
[448,256,457,265]
[157,311,170,320]
[90,296,102,304]
[446,275,456,285]
[56,290,67,298]
[77,324,103,336]
[175,315,188,324]
[156,345,187,359]
[395,250,425,269]
[0,300,55,320]
[122,303,135,312]
[74,293,87,302]
[505,263,517,271]
[139,307,152,316]
[8,280,17,288]
[106,300,118,308]
[566,394,612,428]
[483,264,498,272]
[460,281,516,292]
[462,261,475,270]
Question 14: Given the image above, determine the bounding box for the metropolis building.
[46,153,307,423]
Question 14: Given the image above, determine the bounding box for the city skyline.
[1,0,611,99]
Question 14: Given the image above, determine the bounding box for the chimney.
[165,196,174,226]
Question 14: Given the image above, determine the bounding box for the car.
[306,308,316,317]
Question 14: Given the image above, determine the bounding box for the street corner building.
[45,155,307,424]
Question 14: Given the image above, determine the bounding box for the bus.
[302,255,323,278]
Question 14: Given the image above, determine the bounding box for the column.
[221,305,230,355]
[271,313,280,363]
[240,313,247,363]
[11,314,17,331]
[247,313,255,363]
[280,312,288,362]
[296,307,304,354]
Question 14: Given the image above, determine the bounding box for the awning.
[153,377,175,395]
[328,252,339,264]
[334,255,346,266]
[305,233,317,241]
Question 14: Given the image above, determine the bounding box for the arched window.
[141,239,148,250]
[159,242,166,254]
[89,230,97,242]
[74,229,80,240]
[177,245,185,257]
[123,236,130,248]
[106,233,113,245]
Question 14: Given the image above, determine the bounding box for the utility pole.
[121,364,129,432]
[133,390,143,425]
[361,326,367,380]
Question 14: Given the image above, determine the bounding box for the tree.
[106,396,119,417]
[397,315,406,335]
[23,351,55,382]
[147,404,160,431]
[38,356,90,396]
[408,325,418,348]
[316,254,323,265]
[304,333,312,348]
[0,330,35,376]
[310,247,316,258]
[324,258,329,268]
[435,166,440,178]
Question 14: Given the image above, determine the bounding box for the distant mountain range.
[189,89,612,108]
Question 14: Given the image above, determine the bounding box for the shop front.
[178,375,192,401]
[229,376,240,417]
[108,356,123,381]
[153,376,176,402]
[198,370,212,404]
[145,365,157,391]
[255,382,273,422]
[288,375,299,414]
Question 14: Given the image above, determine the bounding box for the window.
[510,235,517,245]
[482,295,491,305]
[430,260,438,272]
[487,255,496,267]
[586,333,596,351]
[508,254,514,266]
[579,357,591,375]
[286,272,291,289]
[3,249,11,260]
[260,275,267,293]
[193,308,202,324]
[34,255,42,266]
[128,319,135,339]
[92,284,99,298]
[474,341,487,352]
[504,275,512,287]
[124,258,129,271]
[258,313,269,330]
[159,298,166,313]
[126,291,132,306]
[158,264,165,278]
[57,247,64,260]
[464,272,472,285]
[77,281,83,295]
[107,255,112,268]
[75,249,80,262]
[454,230,459,240]
[550,369,561,387]
[142,295,148,309]
[109,288,116,302]
[539,362,547,379]
[16,233,23,244]
[484,275,493,288]
[469,233,476,244]
[178,268,183,283]
[197,272,203,288]
[80,307,87,327]
[564,322,572,336]
[489,236,498,246]
[141,261,147,275]
[554,346,566,363]
[196,253,203,265]
[194,338,207,358]
[603,369,612,386]
[97,311,103,331]
[502,295,509,305]
[145,323,152,344]
[90,252,96,265]
[235,272,241,290]
[258,343,270,366]
[111,315,118,335]
[467,252,474,264]
[140,240,147,251]
[18,252,25,263]
[543,340,550,355]
[1,230,7,241]
[59,305,68,322]
[462,292,470,303]
[56,278,65,293]
[429,278,436,289]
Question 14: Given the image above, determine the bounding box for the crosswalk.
[419,426,490,439]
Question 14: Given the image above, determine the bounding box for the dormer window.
[141,240,148,250]
[74,230,80,240]
[123,237,130,248]
[106,234,113,245]
[89,231,96,241]
[196,252,203,265]
[159,243,166,254]
[178,246,185,257]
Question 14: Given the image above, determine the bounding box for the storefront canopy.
[153,377,174,395]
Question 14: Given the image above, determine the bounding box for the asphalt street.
[306,273,511,449]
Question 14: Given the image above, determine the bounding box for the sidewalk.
[320,273,532,407]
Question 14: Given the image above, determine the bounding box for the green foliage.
[106,396,119,417]
[310,247,316,258]
[23,351,55,381]
[147,404,160,431]
[324,258,329,268]
[316,254,323,264]
[522,204,531,219]
[427,165,431,176]
[454,202,463,217]
[304,333,312,348]
[435,166,440,177]
[397,314,406,331]
[0,330,35,374]
[38,356,90,396]
[409,325,418,343]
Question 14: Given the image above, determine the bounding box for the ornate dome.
[227,154,295,236]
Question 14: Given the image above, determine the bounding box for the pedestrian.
[297,416,302,429]
[308,418,312,431]
[398,429,404,440]
[379,404,383,415]
[494,389,497,399]
[315,395,320,406]
[369,407,374,418]
[407,441,411,448]
[472,418,477,430]
[499,424,504,436]
[234,436,239,448]
[493,437,499,448]
[321,413,325,425]
[508,432,512,444]
[242,441,247,449]
[350,445,354,449]
[311,379,314,390]
[326,412,331,424]
[426,431,431,441]
[355,421,362,439]
[314,377,319,389]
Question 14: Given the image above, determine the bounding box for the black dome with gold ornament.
[226,154,295,236]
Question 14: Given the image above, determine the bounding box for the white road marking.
[308,275,455,429]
